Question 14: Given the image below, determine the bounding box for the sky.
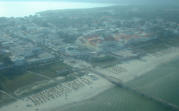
[1,0,179,4]
[0,1,114,17]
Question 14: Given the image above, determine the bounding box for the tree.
[0,54,13,66]
[3,57,13,65]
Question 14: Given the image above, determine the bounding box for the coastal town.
[0,5,179,111]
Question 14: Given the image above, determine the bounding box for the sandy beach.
[97,47,179,83]
[0,75,114,111]
[0,47,179,111]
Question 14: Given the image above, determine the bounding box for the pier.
[89,69,179,111]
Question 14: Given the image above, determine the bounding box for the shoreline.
[96,47,179,83]
[1,47,179,111]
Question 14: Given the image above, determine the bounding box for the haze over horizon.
[0,1,115,17]
[1,0,179,4]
